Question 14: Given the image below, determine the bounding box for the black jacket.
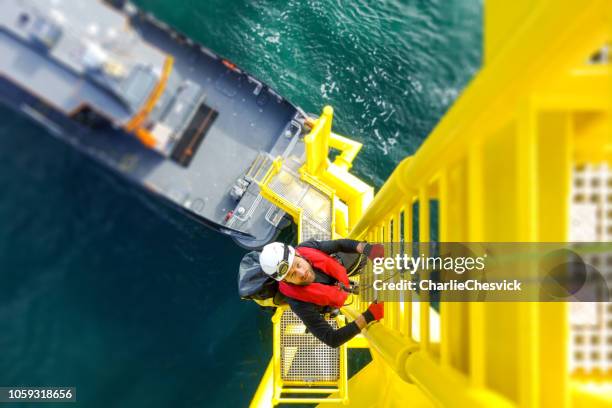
[284,239,363,348]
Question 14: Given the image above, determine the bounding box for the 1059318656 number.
[0,387,76,402]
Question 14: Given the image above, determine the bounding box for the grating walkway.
[280,310,341,382]
[266,156,332,241]
[265,156,343,391]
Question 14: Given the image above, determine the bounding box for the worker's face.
[284,256,314,285]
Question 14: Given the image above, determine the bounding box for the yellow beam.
[467,146,485,387]
[418,187,430,351]
[571,380,612,408]
[271,307,284,405]
[484,0,532,63]
[405,352,515,408]
[536,66,610,111]
[329,132,362,170]
[250,360,274,408]
[318,163,373,231]
[342,306,419,382]
[304,106,333,175]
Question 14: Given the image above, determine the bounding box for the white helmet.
[260,242,295,281]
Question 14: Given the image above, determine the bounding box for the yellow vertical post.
[468,146,485,387]
[271,308,284,405]
[391,215,400,330]
[366,226,375,312]
[418,187,430,351]
[402,202,413,339]
[516,98,540,408]
[374,225,383,303]
[537,111,573,408]
[392,211,401,331]
[440,162,470,374]
[304,106,333,176]
[438,171,451,366]
[383,217,392,329]
[334,206,348,238]
[516,98,538,241]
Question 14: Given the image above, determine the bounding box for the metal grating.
[569,163,612,375]
[302,217,331,241]
[280,309,340,382]
[268,158,338,387]
[267,167,332,241]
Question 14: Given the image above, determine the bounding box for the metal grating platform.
[280,309,340,382]
[569,163,612,375]
[267,155,342,398]
[267,165,331,241]
[302,217,331,241]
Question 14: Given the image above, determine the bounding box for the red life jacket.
[279,246,350,308]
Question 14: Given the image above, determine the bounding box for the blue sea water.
[0,1,481,406]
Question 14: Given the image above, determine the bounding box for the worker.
[259,239,385,348]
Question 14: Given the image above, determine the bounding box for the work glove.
[363,301,384,324]
[363,243,385,260]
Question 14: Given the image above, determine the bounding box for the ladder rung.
[277,397,345,404]
[281,387,339,394]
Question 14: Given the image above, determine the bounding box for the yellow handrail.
[329,132,362,171]
[338,1,611,407]
[304,106,333,176]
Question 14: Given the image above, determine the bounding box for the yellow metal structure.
[252,106,373,405]
[251,0,611,406]
[302,106,374,232]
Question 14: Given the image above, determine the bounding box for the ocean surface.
[0,1,481,406]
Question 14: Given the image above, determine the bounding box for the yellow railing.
[258,106,374,242]
[302,107,374,233]
[258,157,304,241]
[252,106,371,406]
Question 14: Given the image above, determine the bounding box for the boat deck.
[126,15,300,234]
[0,0,306,243]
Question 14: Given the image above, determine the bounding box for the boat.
[0,0,319,248]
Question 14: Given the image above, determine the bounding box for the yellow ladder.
[329,1,611,407]
[252,108,372,406]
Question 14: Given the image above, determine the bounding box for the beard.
[296,266,314,285]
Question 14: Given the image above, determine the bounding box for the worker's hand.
[363,243,385,260]
[363,301,384,324]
